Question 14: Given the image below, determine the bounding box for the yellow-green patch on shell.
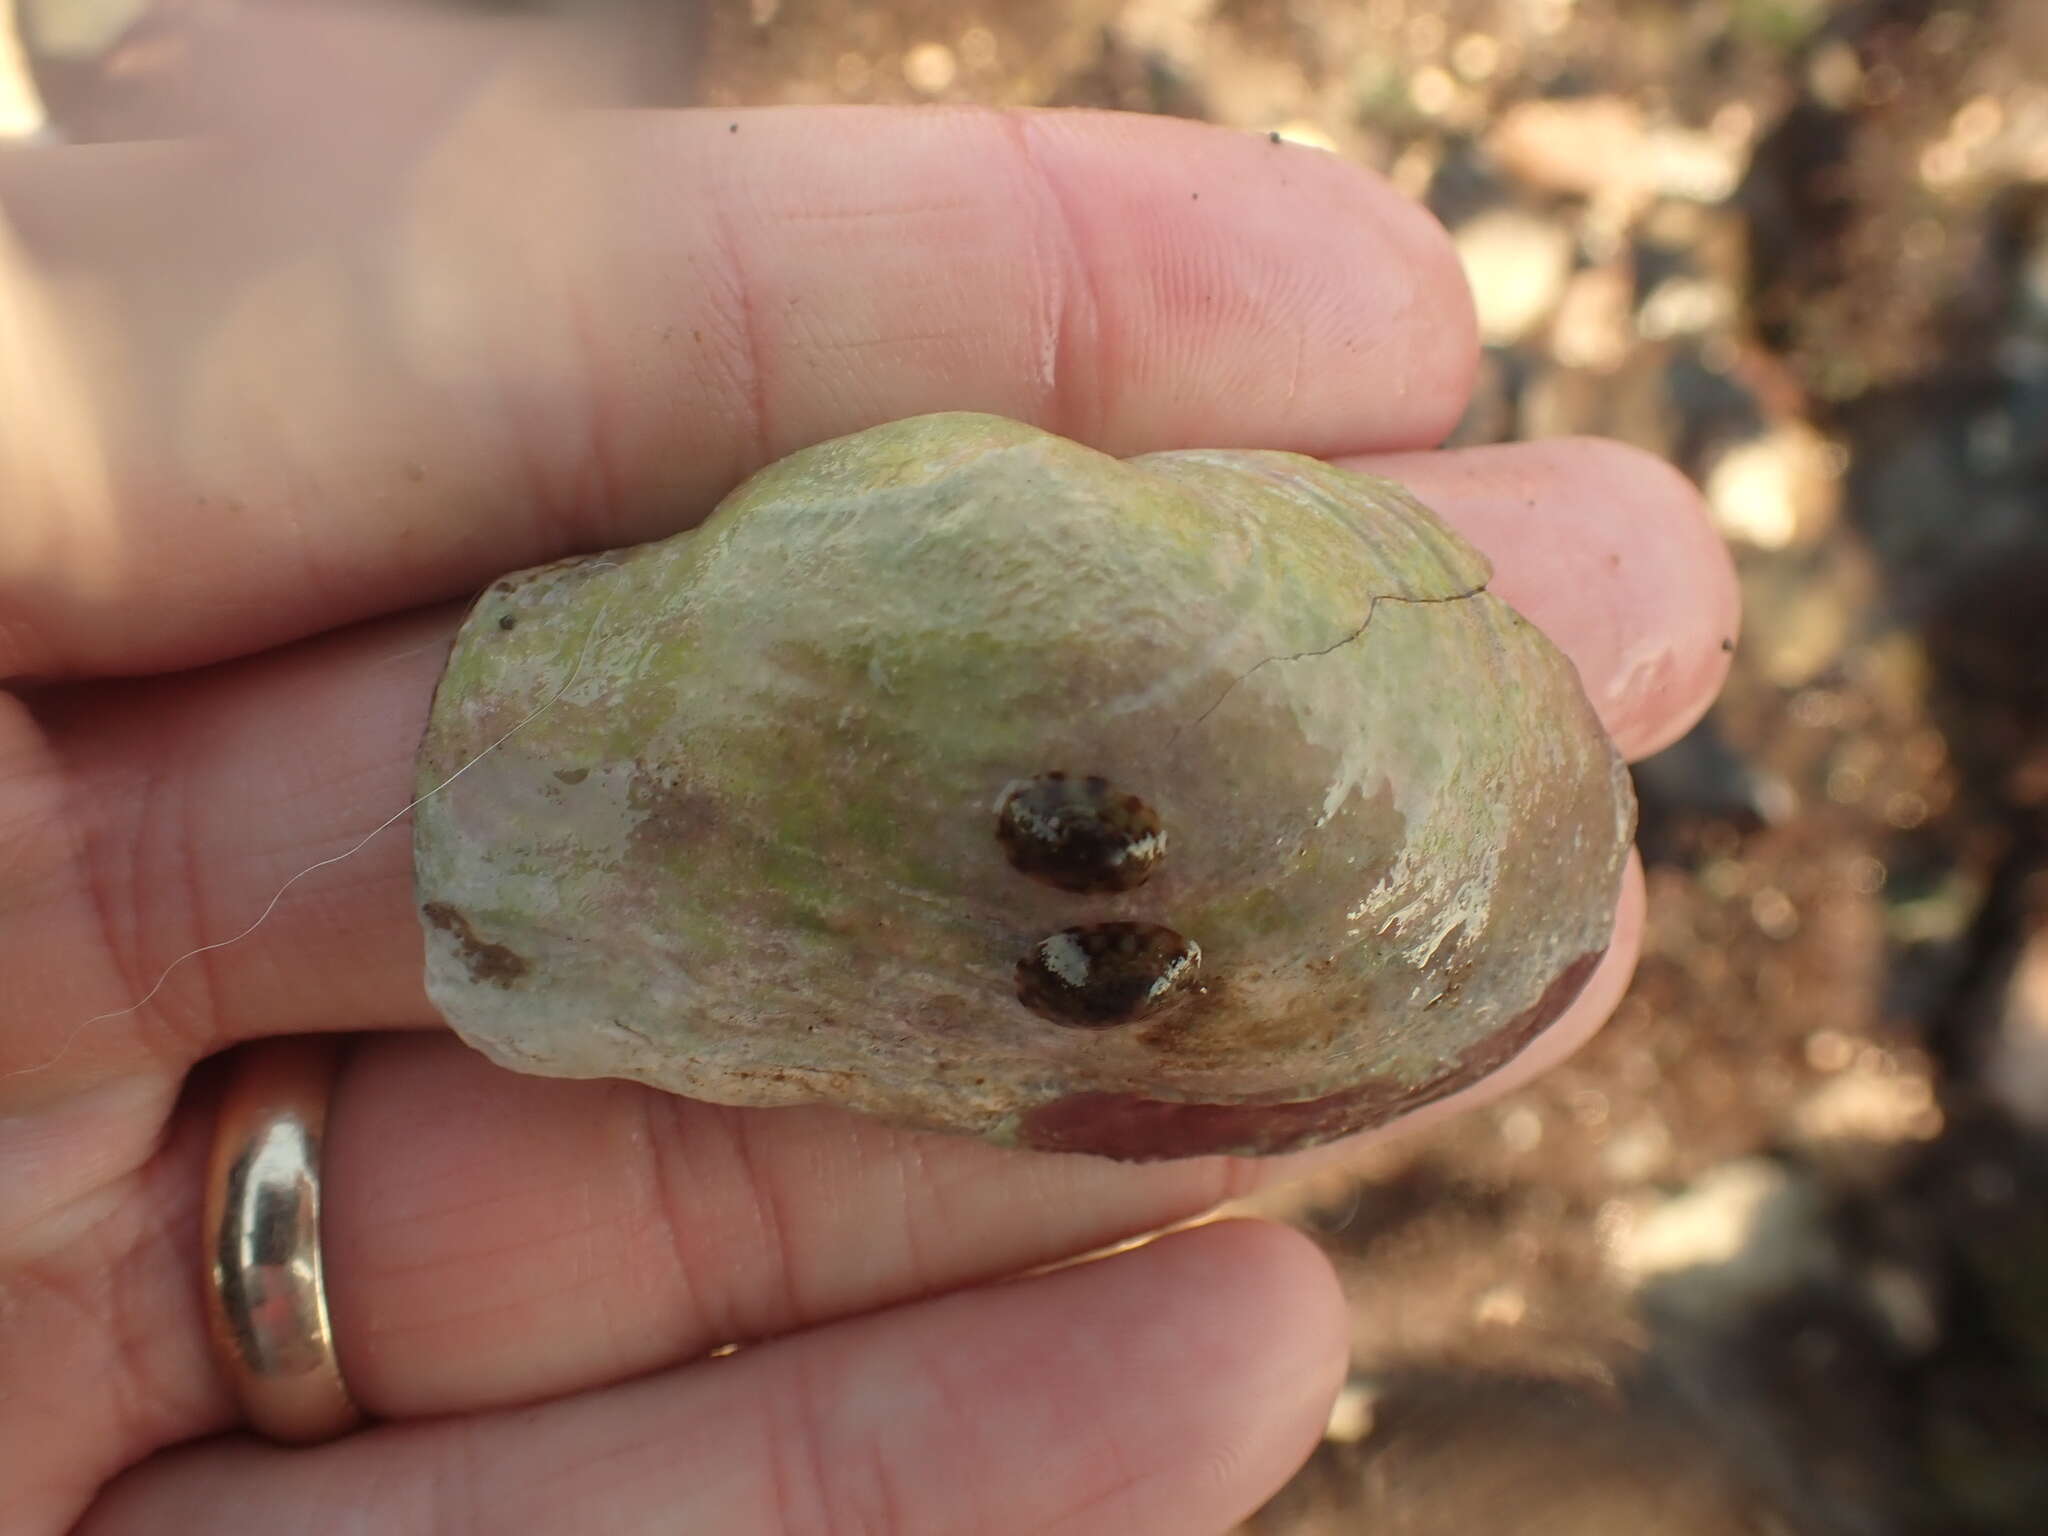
[413,413,1634,1160]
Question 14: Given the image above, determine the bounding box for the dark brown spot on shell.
[1017,948,1605,1158]
[626,766,723,852]
[1016,922,1200,1028]
[554,767,589,785]
[498,614,518,630]
[995,772,1166,893]
[421,901,530,987]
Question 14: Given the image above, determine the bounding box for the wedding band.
[203,1038,364,1443]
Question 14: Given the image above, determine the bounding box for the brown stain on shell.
[626,765,724,852]
[421,901,531,987]
[1017,948,1604,1159]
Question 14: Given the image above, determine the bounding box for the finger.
[16,873,1621,1515]
[1,441,1693,1096]
[0,106,1473,681]
[82,1220,1345,1536]
[317,869,1636,1420]
[37,867,1630,1466]
[1342,438,1737,760]
[0,613,452,1101]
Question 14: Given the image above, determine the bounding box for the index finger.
[0,436,1719,1104]
[0,106,1475,681]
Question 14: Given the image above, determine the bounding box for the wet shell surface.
[413,412,1635,1160]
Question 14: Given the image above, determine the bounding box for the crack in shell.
[1168,582,1492,750]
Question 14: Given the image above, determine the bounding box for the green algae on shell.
[413,412,1634,1160]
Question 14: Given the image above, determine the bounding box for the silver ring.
[202,1038,364,1443]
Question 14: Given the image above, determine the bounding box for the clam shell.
[414,413,1633,1159]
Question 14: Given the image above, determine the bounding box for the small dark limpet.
[996,772,1166,893]
[1017,921,1201,1027]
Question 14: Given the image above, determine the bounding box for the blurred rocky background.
[7,1,2044,1531]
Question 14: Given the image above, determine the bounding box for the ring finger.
[83,1220,1345,1536]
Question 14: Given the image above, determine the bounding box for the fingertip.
[1548,438,1738,757]
[1389,193,1483,450]
[1126,1218,1350,1379]
[1061,1219,1348,1525]
[1013,109,1479,455]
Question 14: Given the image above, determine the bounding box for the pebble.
[902,42,957,95]
[1552,262,1635,371]
[1789,1063,1942,1147]
[1610,1159,1838,1319]
[1704,422,1840,550]
[1323,1378,1377,1443]
[1637,274,1735,340]
[1453,209,1575,344]
[1986,929,2048,1130]
[1602,1118,1674,1182]
[1489,96,1746,207]
[1488,96,1645,198]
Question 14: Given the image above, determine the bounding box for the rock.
[1552,261,1636,372]
[1487,96,1745,209]
[1986,928,2048,1131]
[1789,1057,1943,1149]
[1610,1158,1839,1319]
[900,41,956,96]
[1641,124,1746,205]
[1488,96,1647,199]
[1636,274,1736,341]
[1703,422,1841,551]
[1452,208,1575,345]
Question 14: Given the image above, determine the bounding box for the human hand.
[0,106,1735,1533]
